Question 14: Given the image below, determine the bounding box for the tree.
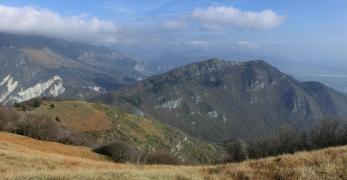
[298,132,310,151]
[224,139,248,162]
[32,99,41,108]
[16,114,59,140]
[0,107,21,131]
[338,122,347,145]
[276,125,301,154]
[13,103,21,108]
[311,118,340,148]
[0,107,5,130]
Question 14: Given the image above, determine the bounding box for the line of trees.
[0,105,79,144]
[223,117,347,162]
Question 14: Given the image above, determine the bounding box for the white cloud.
[163,19,187,29]
[236,40,259,48]
[0,5,118,43]
[185,40,209,46]
[191,6,284,30]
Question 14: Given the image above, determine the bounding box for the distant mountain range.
[101,59,347,142]
[1,33,347,143]
[120,44,347,93]
[0,32,149,104]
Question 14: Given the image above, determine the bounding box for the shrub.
[55,116,61,123]
[223,139,248,162]
[224,118,347,163]
[0,107,21,131]
[93,140,139,163]
[13,103,21,108]
[13,103,28,111]
[0,107,5,130]
[16,114,55,140]
[144,150,180,165]
[311,118,340,148]
[32,99,41,108]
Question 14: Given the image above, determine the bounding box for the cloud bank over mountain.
[0,1,345,67]
[0,5,118,43]
[163,5,284,31]
[0,4,284,45]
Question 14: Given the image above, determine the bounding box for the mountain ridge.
[0,32,149,105]
[101,58,347,142]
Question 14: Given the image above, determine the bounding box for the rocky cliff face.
[103,59,347,142]
[0,32,148,104]
[0,75,65,104]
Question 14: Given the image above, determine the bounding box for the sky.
[0,0,347,64]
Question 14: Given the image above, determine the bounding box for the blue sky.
[0,0,347,63]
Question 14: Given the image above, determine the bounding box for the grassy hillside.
[0,131,106,161]
[28,100,225,164]
[0,132,346,179]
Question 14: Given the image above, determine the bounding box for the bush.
[144,150,180,165]
[55,116,61,123]
[0,107,21,131]
[13,103,21,108]
[93,140,139,163]
[0,107,5,130]
[223,118,347,163]
[32,99,41,108]
[223,139,248,162]
[94,142,180,165]
[15,113,62,140]
[311,118,340,148]
[0,108,70,142]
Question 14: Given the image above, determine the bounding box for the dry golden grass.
[0,132,203,180]
[202,146,347,180]
[0,131,106,161]
[0,131,346,180]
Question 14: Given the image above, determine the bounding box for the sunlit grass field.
[0,131,346,180]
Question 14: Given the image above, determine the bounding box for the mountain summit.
[102,59,347,142]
